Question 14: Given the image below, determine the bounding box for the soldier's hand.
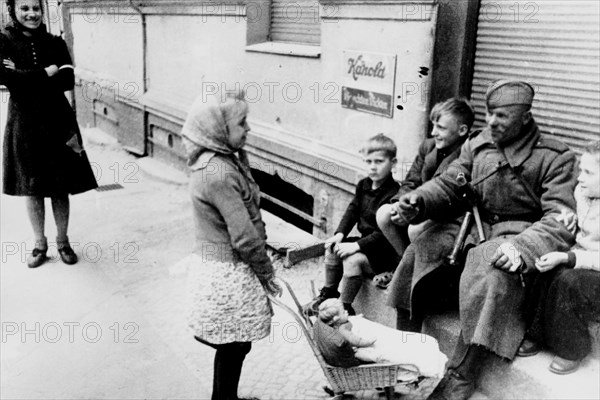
[397,193,421,223]
[389,201,405,225]
[554,209,577,235]
[490,242,523,273]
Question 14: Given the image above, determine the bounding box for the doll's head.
[318,299,349,326]
[6,0,43,31]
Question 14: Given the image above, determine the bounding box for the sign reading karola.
[342,51,397,118]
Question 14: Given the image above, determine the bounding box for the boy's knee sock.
[324,260,343,290]
[340,275,363,304]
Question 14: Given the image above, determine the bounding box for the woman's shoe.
[517,338,540,357]
[58,245,78,265]
[549,356,581,375]
[27,248,48,268]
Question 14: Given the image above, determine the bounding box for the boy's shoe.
[549,356,581,375]
[343,303,356,316]
[517,338,540,357]
[27,248,48,268]
[58,245,78,265]
[303,287,340,316]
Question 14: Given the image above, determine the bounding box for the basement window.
[252,169,315,233]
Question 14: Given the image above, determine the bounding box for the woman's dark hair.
[6,0,44,22]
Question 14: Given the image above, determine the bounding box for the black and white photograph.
[1,1,599,399]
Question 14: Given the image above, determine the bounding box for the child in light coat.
[524,140,600,374]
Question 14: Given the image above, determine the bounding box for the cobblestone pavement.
[1,137,440,400]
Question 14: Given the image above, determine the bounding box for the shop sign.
[341,51,397,118]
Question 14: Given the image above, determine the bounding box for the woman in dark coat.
[1,0,97,268]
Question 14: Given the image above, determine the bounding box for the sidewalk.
[0,132,441,400]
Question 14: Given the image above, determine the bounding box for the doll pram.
[267,278,421,400]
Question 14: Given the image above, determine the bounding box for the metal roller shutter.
[270,0,320,45]
[471,0,600,152]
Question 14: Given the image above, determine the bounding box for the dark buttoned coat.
[1,23,97,196]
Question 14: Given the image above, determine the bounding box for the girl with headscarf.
[0,0,97,268]
[182,89,281,400]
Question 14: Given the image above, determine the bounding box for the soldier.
[396,80,578,400]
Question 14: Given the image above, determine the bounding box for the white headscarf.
[181,89,258,197]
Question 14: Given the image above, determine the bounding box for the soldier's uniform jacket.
[409,118,578,359]
[413,119,577,271]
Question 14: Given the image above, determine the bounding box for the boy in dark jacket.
[304,134,400,315]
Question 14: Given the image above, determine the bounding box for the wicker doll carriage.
[267,278,421,400]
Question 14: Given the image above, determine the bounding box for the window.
[270,0,320,45]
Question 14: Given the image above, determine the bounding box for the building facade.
[45,0,600,236]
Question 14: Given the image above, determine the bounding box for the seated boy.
[314,299,447,378]
[304,134,400,316]
[522,140,600,375]
[378,98,475,332]
[377,97,474,256]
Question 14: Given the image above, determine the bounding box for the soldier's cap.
[485,80,534,109]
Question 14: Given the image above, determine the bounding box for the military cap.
[485,80,534,109]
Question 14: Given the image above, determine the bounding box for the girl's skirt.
[186,255,272,344]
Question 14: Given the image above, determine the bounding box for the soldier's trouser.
[459,237,528,359]
[395,266,461,333]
